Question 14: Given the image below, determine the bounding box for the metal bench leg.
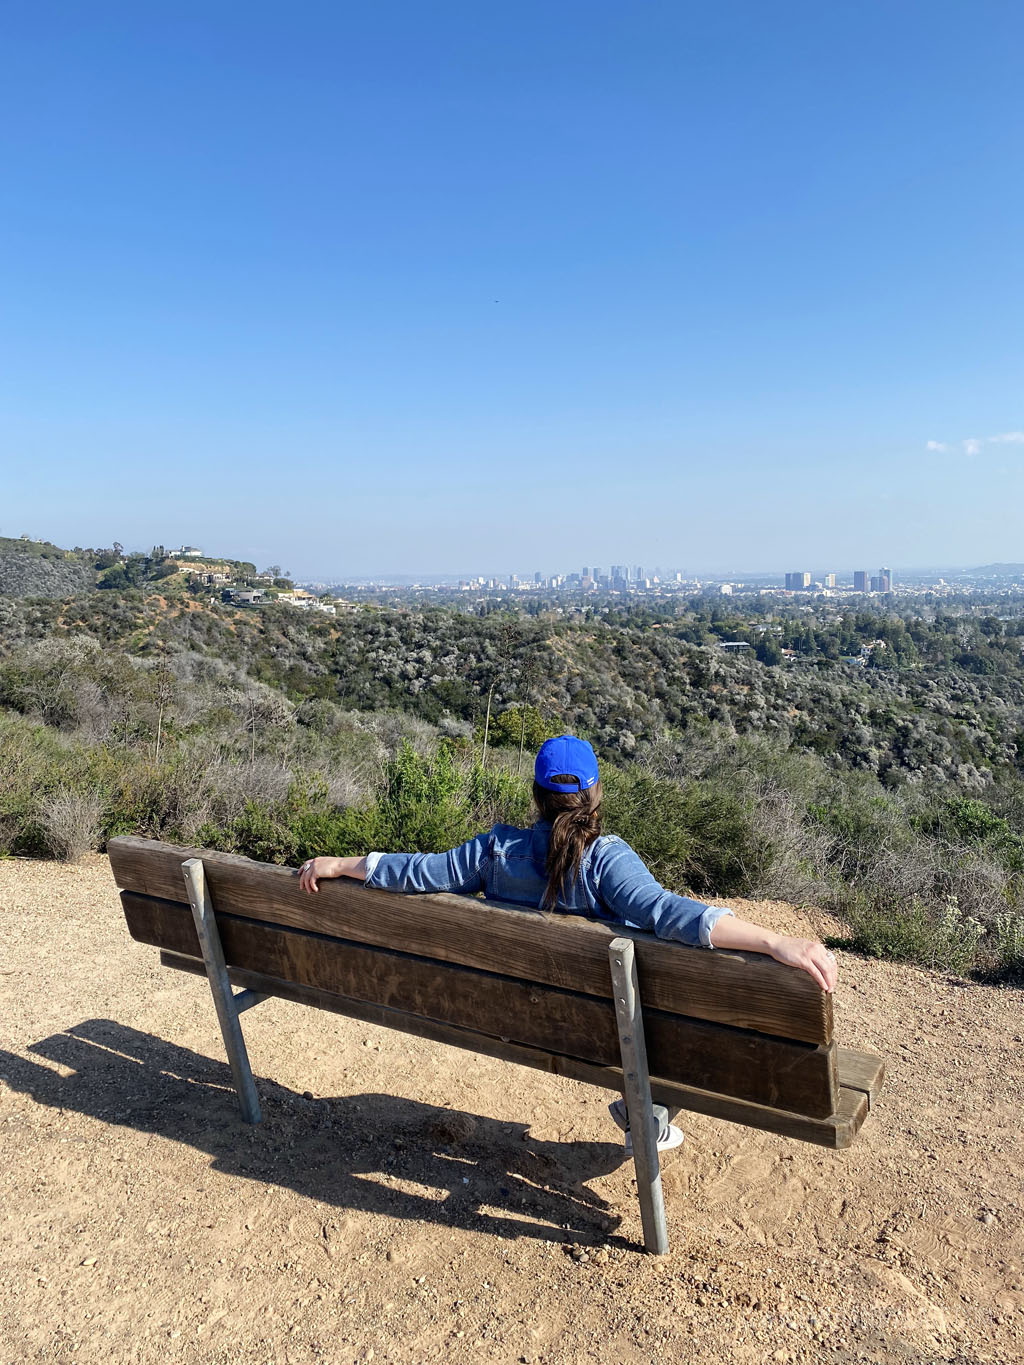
[608,937,669,1255]
[182,857,263,1124]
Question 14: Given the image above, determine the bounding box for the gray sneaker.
[608,1099,684,1154]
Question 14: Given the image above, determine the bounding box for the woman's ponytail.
[534,777,603,910]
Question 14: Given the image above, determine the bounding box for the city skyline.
[11,526,1010,589]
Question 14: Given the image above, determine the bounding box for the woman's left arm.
[594,840,837,992]
[297,831,492,897]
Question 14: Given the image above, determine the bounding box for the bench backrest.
[109,836,839,1122]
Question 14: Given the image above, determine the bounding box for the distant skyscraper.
[854,570,869,591]
[824,573,836,588]
[634,566,643,582]
[878,567,892,592]
[785,571,811,590]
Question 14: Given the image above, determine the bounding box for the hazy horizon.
[5,528,1015,586]
[3,4,1021,576]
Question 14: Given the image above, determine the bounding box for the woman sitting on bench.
[297,735,839,1151]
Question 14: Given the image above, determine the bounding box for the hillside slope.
[0,855,1020,1364]
[2,585,1022,788]
[0,542,95,598]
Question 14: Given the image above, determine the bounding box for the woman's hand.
[768,935,838,993]
[297,856,367,892]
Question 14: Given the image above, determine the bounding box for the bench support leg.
[182,857,263,1124]
[608,937,669,1255]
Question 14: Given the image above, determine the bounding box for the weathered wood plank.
[836,1048,886,1110]
[158,949,868,1149]
[109,836,832,1044]
[125,891,838,1116]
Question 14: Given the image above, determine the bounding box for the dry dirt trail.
[1,855,1021,1365]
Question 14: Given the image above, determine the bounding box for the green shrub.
[833,894,985,975]
[602,767,755,897]
[476,705,554,753]
[989,912,1024,981]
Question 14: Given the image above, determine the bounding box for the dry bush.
[741,779,831,903]
[0,814,18,856]
[40,786,104,862]
[208,758,294,822]
[362,711,439,757]
[326,762,374,809]
[933,846,1013,926]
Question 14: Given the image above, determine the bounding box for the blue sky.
[1,2,1021,577]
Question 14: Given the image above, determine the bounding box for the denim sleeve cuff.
[700,905,734,948]
[364,852,383,882]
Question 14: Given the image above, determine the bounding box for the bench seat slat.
[835,1047,886,1110]
[109,836,833,1045]
[158,949,868,1150]
[124,890,838,1118]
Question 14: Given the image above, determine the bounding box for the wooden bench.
[109,835,885,1254]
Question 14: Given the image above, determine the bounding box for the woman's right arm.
[298,832,492,896]
[298,856,366,892]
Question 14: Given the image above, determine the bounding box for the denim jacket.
[364,821,734,948]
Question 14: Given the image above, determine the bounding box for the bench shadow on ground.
[0,1018,632,1247]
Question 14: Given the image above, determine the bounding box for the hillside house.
[278,589,337,616]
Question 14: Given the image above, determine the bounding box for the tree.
[481,620,523,766]
[516,648,542,775]
[148,667,176,761]
[755,635,782,666]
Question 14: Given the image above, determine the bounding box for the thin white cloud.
[925,430,1023,455]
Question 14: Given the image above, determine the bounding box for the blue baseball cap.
[534,735,600,792]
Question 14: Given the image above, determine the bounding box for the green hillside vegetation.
[1,550,1023,982]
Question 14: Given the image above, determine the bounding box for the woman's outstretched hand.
[767,935,838,993]
[297,855,367,893]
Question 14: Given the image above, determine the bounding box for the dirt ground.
[1,855,1021,1365]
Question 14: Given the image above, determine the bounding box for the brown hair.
[533,776,603,911]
